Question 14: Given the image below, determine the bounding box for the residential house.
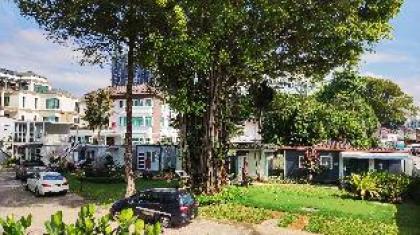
[281,142,411,183]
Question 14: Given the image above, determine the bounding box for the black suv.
[110,188,198,228]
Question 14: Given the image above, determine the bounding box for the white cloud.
[361,52,412,64]
[0,16,110,97]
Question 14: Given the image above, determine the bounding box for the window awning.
[340,152,409,160]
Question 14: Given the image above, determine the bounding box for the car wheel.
[35,187,41,197]
[160,216,171,228]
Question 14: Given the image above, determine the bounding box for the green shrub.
[2,204,161,235]
[197,186,244,206]
[345,171,411,203]
[0,214,31,235]
[277,213,298,227]
[199,203,273,224]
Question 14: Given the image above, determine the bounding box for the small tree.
[82,89,112,145]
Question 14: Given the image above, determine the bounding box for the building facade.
[0,68,80,124]
[0,68,80,161]
[72,85,178,146]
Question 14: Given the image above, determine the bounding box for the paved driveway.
[0,170,313,235]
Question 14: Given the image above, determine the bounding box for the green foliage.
[199,204,274,224]
[305,214,398,235]
[263,71,383,148]
[0,214,31,235]
[345,171,412,203]
[0,204,161,235]
[151,0,403,192]
[319,71,417,129]
[262,94,328,146]
[277,213,298,228]
[200,184,420,234]
[82,89,112,143]
[196,186,244,206]
[363,76,417,128]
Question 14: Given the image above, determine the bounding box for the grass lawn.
[200,184,420,235]
[66,174,178,204]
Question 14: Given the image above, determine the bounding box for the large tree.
[15,0,182,196]
[363,76,417,128]
[151,0,403,193]
[262,92,379,148]
[318,71,417,129]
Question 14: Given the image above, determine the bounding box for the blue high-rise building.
[111,55,153,86]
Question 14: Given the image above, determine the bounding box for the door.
[344,158,369,176]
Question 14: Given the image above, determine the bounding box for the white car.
[27,172,69,196]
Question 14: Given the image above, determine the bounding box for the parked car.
[110,188,198,228]
[15,160,47,180]
[26,171,69,196]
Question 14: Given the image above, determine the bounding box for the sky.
[0,1,419,101]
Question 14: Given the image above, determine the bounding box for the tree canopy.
[82,89,112,144]
[318,71,417,129]
[263,70,416,148]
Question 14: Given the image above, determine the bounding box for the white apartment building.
[72,85,179,146]
[0,68,80,161]
[0,68,80,124]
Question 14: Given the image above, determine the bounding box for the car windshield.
[180,194,194,205]
[43,175,64,180]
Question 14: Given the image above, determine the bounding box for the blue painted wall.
[285,150,340,183]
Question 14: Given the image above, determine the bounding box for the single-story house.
[281,143,411,183]
[72,144,180,173]
[228,142,276,181]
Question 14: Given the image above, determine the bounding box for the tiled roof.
[108,84,162,97]
[279,140,407,153]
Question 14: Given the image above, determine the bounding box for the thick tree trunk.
[124,38,136,197]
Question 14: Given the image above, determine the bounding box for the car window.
[43,175,64,180]
[180,194,194,206]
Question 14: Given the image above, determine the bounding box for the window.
[4,96,10,106]
[43,116,58,122]
[22,96,25,108]
[133,99,144,106]
[160,117,165,127]
[34,84,48,93]
[145,138,151,144]
[21,115,25,121]
[34,98,38,109]
[320,155,333,170]
[119,117,127,126]
[145,99,152,107]
[145,116,152,127]
[298,156,305,169]
[119,100,124,108]
[133,117,144,127]
[46,98,60,109]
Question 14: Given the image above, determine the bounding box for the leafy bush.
[344,171,411,203]
[199,204,274,224]
[277,213,298,227]
[196,186,244,206]
[1,204,161,235]
[0,214,31,235]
